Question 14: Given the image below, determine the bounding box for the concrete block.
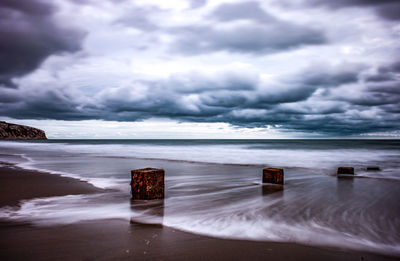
[131,168,164,200]
[262,168,284,185]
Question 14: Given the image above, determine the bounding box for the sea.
[0,139,399,255]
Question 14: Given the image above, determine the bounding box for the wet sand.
[0,165,103,208]
[0,165,398,261]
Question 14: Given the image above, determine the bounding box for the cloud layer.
[0,0,399,137]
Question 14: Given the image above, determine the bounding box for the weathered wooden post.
[262,168,284,185]
[337,167,354,177]
[131,168,164,200]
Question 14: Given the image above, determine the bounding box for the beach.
[0,165,398,261]
[0,139,400,260]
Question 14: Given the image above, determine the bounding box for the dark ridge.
[0,121,47,140]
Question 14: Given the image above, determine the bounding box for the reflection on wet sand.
[261,184,284,197]
[130,199,164,226]
[336,177,354,201]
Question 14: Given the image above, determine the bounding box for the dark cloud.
[200,92,249,108]
[0,0,54,15]
[297,63,363,87]
[368,82,400,96]
[345,92,400,106]
[169,24,325,55]
[335,61,400,108]
[115,5,161,31]
[378,61,400,74]
[364,61,400,82]
[3,62,399,135]
[0,87,87,120]
[248,63,364,108]
[280,116,399,135]
[365,74,395,82]
[189,0,207,9]
[113,1,325,55]
[297,0,400,20]
[0,88,20,103]
[375,3,400,21]
[0,0,84,88]
[255,84,317,105]
[168,1,326,55]
[166,71,257,93]
[210,1,274,23]
[304,0,398,8]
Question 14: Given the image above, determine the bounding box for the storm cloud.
[0,0,399,137]
[189,0,207,9]
[169,1,326,55]
[3,59,399,135]
[0,0,84,87]
[297,0,400,21]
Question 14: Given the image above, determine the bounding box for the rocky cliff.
[0,121,47,140]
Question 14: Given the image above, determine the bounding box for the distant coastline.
[0,121,47,140]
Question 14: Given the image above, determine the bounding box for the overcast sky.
[1,0,399,138]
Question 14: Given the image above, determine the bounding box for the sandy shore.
[0,165,103,208]
[0,165,398,261]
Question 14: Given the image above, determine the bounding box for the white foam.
[1,194,399,256]
[0,194,131,225]
[1,140,398,167]
[1,140,399,181]
[0,149,123,189]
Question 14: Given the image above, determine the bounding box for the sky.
[0,0,399,138]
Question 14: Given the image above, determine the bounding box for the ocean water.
[0,139,399,255]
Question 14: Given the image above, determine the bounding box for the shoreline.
[0,164,104,208]
[0,164,399,260]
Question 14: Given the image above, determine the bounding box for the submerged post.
[262,168,284,185]
[131,168,165,200]
[337,167,354,176]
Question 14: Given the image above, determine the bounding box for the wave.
[1,140,399,182]
[1,140,398,166]
[1,191,399,256]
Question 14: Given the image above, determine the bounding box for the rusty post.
[262,168,284,185]
[131,168,165,200]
